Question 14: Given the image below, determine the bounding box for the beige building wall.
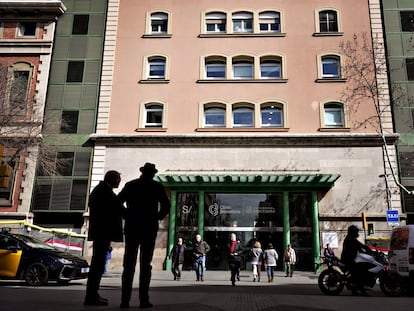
[91,0,402,270]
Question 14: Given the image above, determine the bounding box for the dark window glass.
[70,180,88,210]
[56,152,74,176]
[66,61,84,82]
[10,70,29,112]
[176,193,199,227]
[204,193,282,227]
[32,184,52,211]
[406,58,414,80]
[401,11,414,32]
[61,111,79,133]
[399,152,414,177]
[20,22,36,36]
[72,15,89,34]
[319,10,338,32]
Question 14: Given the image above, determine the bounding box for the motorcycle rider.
[341,225,373,296]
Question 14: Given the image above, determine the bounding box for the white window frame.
[232,105,254,128]
[204,106,226,128]
[147,57,166,79]
[205,12,226,33]
[259,11,281,32]
[319,10,339,33]
[260,104,283,128]
[321,55,340,78]
[150,12,168,34]
[322,102,345,128]
[144,103,164,128]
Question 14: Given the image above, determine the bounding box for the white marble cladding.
[102,145,397,218]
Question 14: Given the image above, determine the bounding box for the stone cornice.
[87,133,400,147]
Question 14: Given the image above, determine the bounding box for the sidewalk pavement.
[3,270,405,311]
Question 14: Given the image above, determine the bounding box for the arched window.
[259,11,281,32]
[205,56,226,79]
[319,10,338,33]
[232,56,254,79]
[323,102,344,128]
[232,12,253,33]
[232,105,254,127]
[260,57,282,78]
[205,12,226,33]
[261,104,283,127]
[144,104,164,128]
[204,106,226,127]
[147,56,166,79]
[150,12,168,34]
[321,55,340,78]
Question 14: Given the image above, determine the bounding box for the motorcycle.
[318,250,404,297]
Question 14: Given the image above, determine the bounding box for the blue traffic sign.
[386,210,399,225]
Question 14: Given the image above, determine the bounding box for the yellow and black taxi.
[0,232,89,286]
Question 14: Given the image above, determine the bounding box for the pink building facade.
[89,0,401,271]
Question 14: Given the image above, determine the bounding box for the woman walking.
[264,243,278,282]
[250,241,263,282]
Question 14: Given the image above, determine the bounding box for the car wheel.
[25,262,48,286]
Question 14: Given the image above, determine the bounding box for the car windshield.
[13,234,56,250]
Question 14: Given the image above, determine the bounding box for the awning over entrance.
[156,173,340,188]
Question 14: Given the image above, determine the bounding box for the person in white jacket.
[263,243,278,282]
[284,244,296,277]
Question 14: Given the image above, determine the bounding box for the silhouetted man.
[118,163,170,309]
[84,170,123,306]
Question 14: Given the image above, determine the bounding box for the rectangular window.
[260,63,281,78]
[322,58,340,78]
[145,104,163,128]
[205,107,225,127]
[56,152,74,176]
[72,15,89,34]
[18,22,36,37]
[9,71,29,112]
[233,107,253,127]
[406,58,414,80]
[66,61,84,82]
[60,111,79,133]
[176,193,199,227]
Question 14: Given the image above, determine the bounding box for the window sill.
[318,127,350,132]
[315,78,346,83]
[196,127,289,132]
[313,32,344,37]
[142,34,172,38]
[197,79,288,83]
[135,128,168,132]
[199,33,286,38]
[139,79,170,84]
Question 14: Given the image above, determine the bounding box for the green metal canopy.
[155,173,340,188]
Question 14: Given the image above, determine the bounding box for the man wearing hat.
[118,163,170,309]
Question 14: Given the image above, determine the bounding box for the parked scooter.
[318,250,404,297]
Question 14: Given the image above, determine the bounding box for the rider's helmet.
[347,225,359,238]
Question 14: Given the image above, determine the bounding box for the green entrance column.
[166,191,177,271]
[311,191,321,271]
[282,191,290,268]
[198,191,204,238]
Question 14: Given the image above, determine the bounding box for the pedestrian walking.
[192,234,210,281]
[118,163,170,309]
[228,233,243,286]
[263,243,278,282]
[250,241,263,282]
[284,244,296,277]
[170,237,185,281]
[84,170,124,306]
